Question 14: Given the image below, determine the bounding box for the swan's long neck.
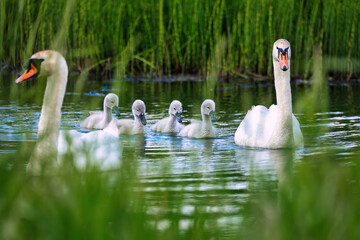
[32,59,68,165]
[134,115,143,128]
[272,59,293,146]
[168,114,177,127]
[103,103,112,123]
[201,113,212,132]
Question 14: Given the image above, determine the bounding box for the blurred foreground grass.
[1,136,360,239]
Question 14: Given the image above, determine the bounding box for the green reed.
[1,0,359,79]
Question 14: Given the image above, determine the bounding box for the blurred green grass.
[1,0,359,79]
[2,135,360,239]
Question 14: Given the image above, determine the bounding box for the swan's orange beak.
[16,63,39,84]
[279,52,289,71]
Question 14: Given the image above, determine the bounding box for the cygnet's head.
[201,99,217,120]
[16,50,68,84]
[169,100,183,123]
[272,39,291,71]
[132,99,147,125]
[104,93,121,116]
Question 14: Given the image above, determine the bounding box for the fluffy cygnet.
[152,100,184,133]
[80,93,120,129]
[179,99,218,138]
[107,99,147,135]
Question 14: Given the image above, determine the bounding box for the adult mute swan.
[179,99,218,138]
[16,50,121,172]
[234,39,303,148]
[151,100,184,133]
[80,93,121,129]
[106,100,147,135]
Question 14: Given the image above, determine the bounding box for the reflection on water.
[1,75,360,235]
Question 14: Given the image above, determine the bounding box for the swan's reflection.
[234,147,300,192]
[120,133,147,157]
[139,131,221,175]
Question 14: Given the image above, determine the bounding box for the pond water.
[1,74,360,236]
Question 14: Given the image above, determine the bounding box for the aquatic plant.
[1,0,359,79]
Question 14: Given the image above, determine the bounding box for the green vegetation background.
[1,0,359,79]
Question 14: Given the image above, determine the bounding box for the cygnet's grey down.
[179,99,218,138]
[106,99,147,135]
[151,100,185,133]
[80,93,121,129]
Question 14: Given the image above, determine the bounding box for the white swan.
[151,100,184,133]
[106,99,147,135]
[80,93,121,129]
[234,39,303,148]
[16,50,121,172]
[179,99,217,138]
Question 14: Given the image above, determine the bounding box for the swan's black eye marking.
[276,47,289,60]
[174,107,176,110]
[24,58,44,70]
[17,58,45,83]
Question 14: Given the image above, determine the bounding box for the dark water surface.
[1,75,360,235]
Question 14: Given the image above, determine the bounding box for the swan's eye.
[277,47,289,60]
[174,107,176,110]
[207,107,210,109]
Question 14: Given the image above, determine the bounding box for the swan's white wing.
[235,105,277,148]
[178,119,201,138]
[178,119,216,138]
[176,122,185,131]
[189,119,201,124]
[80,113,104,129]
[88,111,102,116]
[151,117,169,132]
[235,104,304,148]
[152,117,184,133]
[292,115,304,148]
[58,129,122,170]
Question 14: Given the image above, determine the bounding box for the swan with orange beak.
[277,46,289,71]
[234,39,303,148]
[16,50,122,172]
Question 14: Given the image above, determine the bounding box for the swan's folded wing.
[80,113,103,129]
[176,122,185,131]
[151,117,168,132]
[58,129,122,170]
[179,120,201,137]
[235,105,271,147]
[189,119,201,124]
[292,114,304,148]
[88,111,102,116]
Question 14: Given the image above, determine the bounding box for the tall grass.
[1,0,359,79]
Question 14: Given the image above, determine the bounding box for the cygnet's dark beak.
[114,106,121,116]
[139,113,147,125]
[210,111,218,121]
[175,112,182,123]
